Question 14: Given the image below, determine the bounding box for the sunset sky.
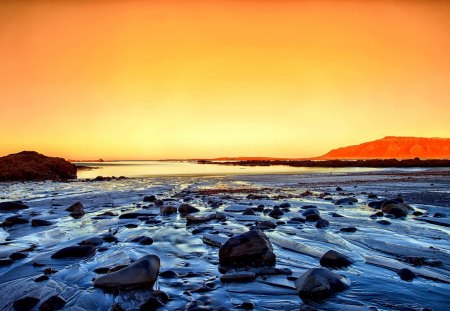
[1,0,449,160]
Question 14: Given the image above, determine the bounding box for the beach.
[1,165,449,310]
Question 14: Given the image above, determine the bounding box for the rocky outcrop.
[0,151,77,181]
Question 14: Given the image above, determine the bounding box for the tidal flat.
[1,169,449,310]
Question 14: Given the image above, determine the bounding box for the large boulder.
[219,229,276,270]
[0,151,77,181]
[295,268,350,299]
[381,203,413,218]
[93,254,160,288]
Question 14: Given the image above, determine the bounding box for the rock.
[118,211,157,219]
[368,200,385,209]
[13,296,40,311]
[377,220,391,225]
[319,250,353,268]
[9,252,27,260]
[255,220,277,230]
[1,215,29,227]
[243,208,255,215]
[268,209,284,219]
[31,219,53,227]
[160,270,178,278]
[239,302,254,310]
[0,151,77,182]
[294,268,350,299]
[220,272,256,283]
[160,205,177,215]
[66,202,84,218]
[382,203,413,218]
[301,205,317,209]
[412,211,424,216]
[101,234,118,243]
[315,219,329,228]
[433,212,447,218]
[0,258,13,266]
[143,195,157,202]
[34,275,49,282]
[94,254,160,288]
[367,194,378,199]
[397,268,416,281]
[335,197,358,205]
[39,295,66,311]
[51,245,96,259]
[279,202,291,208]
[340,227,357,233]
[140,290,169,310]
[302,209,321,221]
[178,204,200,215]
[219,229,276,270]
[330,212,344,218]
[0,201,29,212]
[335,187,343,191]
[131,236,154,245]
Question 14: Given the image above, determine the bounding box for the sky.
[1,0,449,160]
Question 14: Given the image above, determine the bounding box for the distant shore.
[197,158,450,168]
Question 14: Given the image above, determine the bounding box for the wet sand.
[0,169,449,310]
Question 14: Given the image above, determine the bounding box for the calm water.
[75,161,381,179]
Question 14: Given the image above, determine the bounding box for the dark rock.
[140,290,169,310]
[243,208,255,215]
[9,252,27,260]
[66,202,84,218]
[433,212,447,218]
[382,203,413,218]
[131,236,154,245]
[119,212,157,219]
[239,302,254,310]
[315,219,329,229]
[125,223,138,229]
[39,295,66,311]
[0,258,13,266]
[377,220,391,225]
[368,200,385,209]
[397,268,416,281]
[143,195,157,202]
[34,275,49,282]
[0,151,77,182]
[330,213,344,218]
[98,211,117,217]
[178,204,200,215]
[268,209,284,219]
[160,270,178,278]
[367,194,378,199]
[94,254,160,288]
[302,209,320,221]
[13,296,40,311]
[335,197,358,205]
[289,217,306,223]
[101,234,118,243]
[219,229,275,270]
[94,267,110,274]
[335,187,343,191]
[294,268,350,299]
[301,205,317,209]
[1,215,29,227]
[31,219,53,227]
[51,245,96,259]
[381,198,404,207]
[220,272,256,283]
[160,205,177,215]
[0,201,29,212]
[412,211,424,216]
[340,227,357,233]
[254,220,277,230]
[319,250,353,268]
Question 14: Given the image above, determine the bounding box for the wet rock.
[178,204,200,215]
[160,270,178,278]
[101,234,119,243]
[131,236,154,245]
[377,220,391,225]
[39,295,66,311]
[294,268,350,299]
[254,220,277,230]
[243,208,255,215]
[0,201,29,212]
[140,290,169,310]
[66,202,84,218]
[340,227,357,233]
[289,217,306,223]
[412,211,424,216]
[367,193,378,199]
[330,213,344,218]
[238,302,254,310]
[279,202,291,208]
[13,296,40,311]
[31,219,53,227]
[94,254,160,288]
[433,212,447,218]
[51,245,96,259]
[1,215,29,227]
[9,252,27,260]
[335,187,343,191]
[368,200,385,209]
[119,212,157,219]
[160,205,177,215]
[34,275,49,282]
[301,205,317,209]
[143,195,157,202]
[382,203,413,218]
[220,272,256,283]
[397,268,416,281]
[315,219,329,229]
[98,211,117,217]
[0,258,13,266]
[94,267,110,274]
[302,209,321,222]
[319,250,353,268]
[268,209,284,219]
[219,229,276,270]
[335,197,358,205]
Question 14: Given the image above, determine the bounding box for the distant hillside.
[318,136,450,159]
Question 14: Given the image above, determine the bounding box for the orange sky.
[1,0,449,160]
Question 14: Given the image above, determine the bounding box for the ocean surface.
[75,160,384,179]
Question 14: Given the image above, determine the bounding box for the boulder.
[0,201,29,212]
[294,268,350,299]
[381,203,413,218]
[219,229,276,270]
[143,195,157,202]
[397,268,416,281]
[178,204,200,215]
[93,254,160,288]
[31,219,53,227]
[66,202,84,218]
[0,151,77,182]
[335,197,358,205]
[302,209,321,222]
[1,215,29,227]
[39,295,66,311]
[13,296,40,311]
[160,205,177,215]
[51,245,96,259]
[319,250,353,268]
[315,219,329,228]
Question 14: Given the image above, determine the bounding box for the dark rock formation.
[382,203,413,218]
[294,268,350,299]
[0,151,77,181]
